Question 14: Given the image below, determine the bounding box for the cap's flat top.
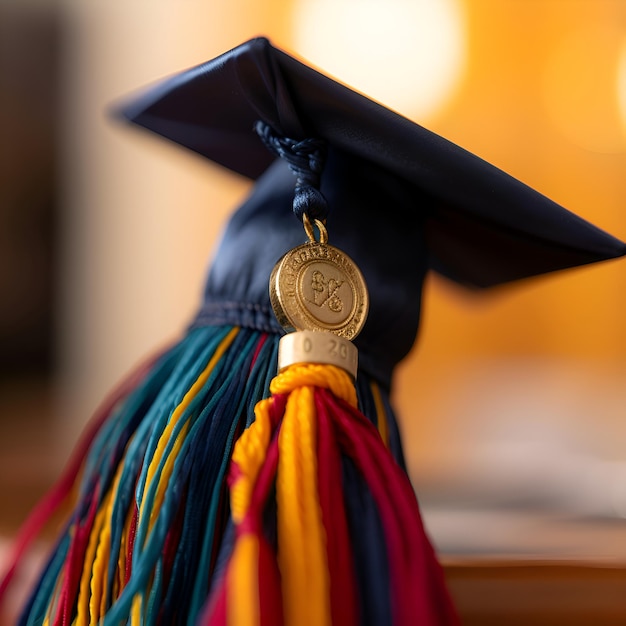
[116,37,626,287]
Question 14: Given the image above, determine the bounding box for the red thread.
[125,505,139,585]
[319,390,460,626]
[316,389,358,626]
[54,482,101,626]
[249,334,268,372]
[0,349,164,608]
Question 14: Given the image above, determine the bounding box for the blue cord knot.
[254,120,328,222]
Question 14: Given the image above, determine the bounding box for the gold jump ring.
[302,213,328,244]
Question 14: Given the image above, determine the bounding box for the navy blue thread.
[254,120,328,221]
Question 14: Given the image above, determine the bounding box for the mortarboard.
[118,35,625,288]
[116,36,626,382]
[2,36,624,626]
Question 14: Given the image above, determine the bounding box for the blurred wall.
[0,2,60,379]
[393,1,626,548]
[53,0,295,442]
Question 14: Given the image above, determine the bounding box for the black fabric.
[195,150,428,385]
[114,36,626,288]
[112,36,626,382]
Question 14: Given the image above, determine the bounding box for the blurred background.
[1,0,625,622]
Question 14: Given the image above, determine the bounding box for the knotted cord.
[254,120,328,222]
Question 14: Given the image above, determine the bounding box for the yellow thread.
[277,384,331,626]
[227,534,260,626]
[115,527,127,600]
[370,381,389,448]
[88,462,125,622]
[139,328,239,529]
[87,518,110,623]
[75,501,108,625]
[270,364,356,407]
[128,330,238,623]
[150,419,190,530]
[99,563,108,619]
[131,593,142,625]
[228,362,348,625]
[230,398,273,523]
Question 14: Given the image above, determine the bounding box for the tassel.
[0,323,411,625]
[200,199,460,625]
[1,122,458,626]
[0,325,284,625]
[0,347,161,606]
[201,339,459,626]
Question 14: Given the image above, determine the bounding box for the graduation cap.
[119,35,625,283]
[3,37,624,626]
[117,36,625,381]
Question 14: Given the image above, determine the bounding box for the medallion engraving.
[270,241,368,339]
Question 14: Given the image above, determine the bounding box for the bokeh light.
[619,36,626,137]
[292,0,467,121]
[543,23,626,153]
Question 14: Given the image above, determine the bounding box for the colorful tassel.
[0,324,414,625]
[200,360,459,626]
[0,326,276,624]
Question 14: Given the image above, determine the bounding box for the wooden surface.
[444,559,626,625]
[2,550,625,625]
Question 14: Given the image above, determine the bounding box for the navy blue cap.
[113,37,626,382]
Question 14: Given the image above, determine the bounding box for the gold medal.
[270,217,369,340]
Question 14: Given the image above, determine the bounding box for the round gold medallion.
[270,241,369,340]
